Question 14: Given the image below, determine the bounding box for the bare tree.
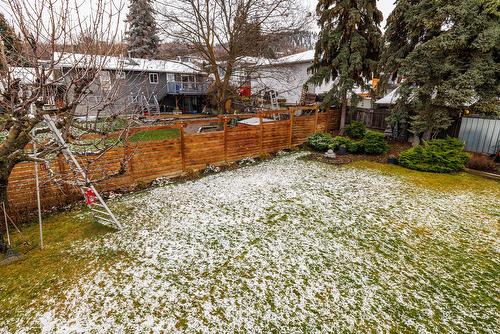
[159,0,310,113]
[0,0,131,246]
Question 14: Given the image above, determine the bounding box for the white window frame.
[116,71,126,80]
[100,71,112,91]
[149,72,159,84]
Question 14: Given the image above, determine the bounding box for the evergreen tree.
[124,0,160,58]
[381,0,500,139]
[0,12,22,67]
[308,0,383,130]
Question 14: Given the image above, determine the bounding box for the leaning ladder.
[42,115,123,230]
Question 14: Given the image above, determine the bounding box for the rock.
[1,247,23,265]
[338,145,347,155]
[324,149,336,159]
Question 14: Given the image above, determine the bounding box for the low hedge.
[345,121,366,139]
[330,136,351,150]
[363,131,389,155]
[346,140,364,154]
[308,129,388,156]
[308,132,334,151]
[399,137,469,173]
[331,137,364,153]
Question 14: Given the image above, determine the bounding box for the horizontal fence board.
[6,109,340,221]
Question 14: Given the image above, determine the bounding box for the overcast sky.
[1,0,396,40]
[306,0,396,29]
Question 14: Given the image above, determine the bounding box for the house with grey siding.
[53,52,209,116]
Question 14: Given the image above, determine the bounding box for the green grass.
[128,128,180,142]
[351,160,500,195]
[1,154,498,331]
[0,208,117,323]
[68,128,180,152]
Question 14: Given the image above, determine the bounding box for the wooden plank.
[180,123,186,171]
[259,114,264,155]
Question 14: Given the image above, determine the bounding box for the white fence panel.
[458,117,500,154]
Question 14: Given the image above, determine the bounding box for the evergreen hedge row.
[399,137,469,173]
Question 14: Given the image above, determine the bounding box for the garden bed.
[305,140,411,165]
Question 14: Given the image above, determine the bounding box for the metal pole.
[32,130,44,249]
[3,202,10,246]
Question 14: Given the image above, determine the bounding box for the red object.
[85,188,97,205]
[239,86,251,97]
[40,162,47,171]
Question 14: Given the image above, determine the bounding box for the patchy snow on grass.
[4,153,500,333]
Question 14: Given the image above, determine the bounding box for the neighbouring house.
[251,50,388,112]
[375,86,499,144]
[0,66,64,112]
[251,50,334,106]
[53,53,210,116]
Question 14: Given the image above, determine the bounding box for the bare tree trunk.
[0,156,14,254]
[339,94,348,134]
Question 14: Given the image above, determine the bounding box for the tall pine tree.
[309,0,383,130]
[0,13,22,68]
[381,0,500,139]
[124,0,160,58]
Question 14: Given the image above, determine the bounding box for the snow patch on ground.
[4,153,499,333]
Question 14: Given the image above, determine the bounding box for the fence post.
[289,108,294,148]
[223,116,228,162]
[259,113,264,155]
[329,108,334,132]
[314,107,319,132]
[180,122,186,171]
[124,132,135,185]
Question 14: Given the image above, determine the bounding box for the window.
[181,75,195,83]
[100,71,112,91]
[166,73,175,82]
[100,71,111,83]
[176,56,192,63]
[149,73,159,84]
[116,71,126,80]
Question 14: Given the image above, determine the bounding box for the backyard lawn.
[1,152,499,333]
[128,128,180,142]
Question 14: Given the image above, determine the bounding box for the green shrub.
[399,137,469,173]
[362,130,388,155]
[329,136,351,150]
[328,132,386,155]
[346,140,364,153]
[345,121,366,139]
[308,132,334,151]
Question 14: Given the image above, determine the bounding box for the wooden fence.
[5,108,340,221]
[348,108,391,130]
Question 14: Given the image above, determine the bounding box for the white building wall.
[252,62,334,105]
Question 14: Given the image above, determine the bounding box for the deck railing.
[166,82,209,95]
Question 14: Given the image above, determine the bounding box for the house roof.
[375,87,400,105]
[6,67,38,84]
[375,86,479,107]
[276,50,315,64]
[0,67,58,93]
[250,50,316,68]
[53,52,202,74]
